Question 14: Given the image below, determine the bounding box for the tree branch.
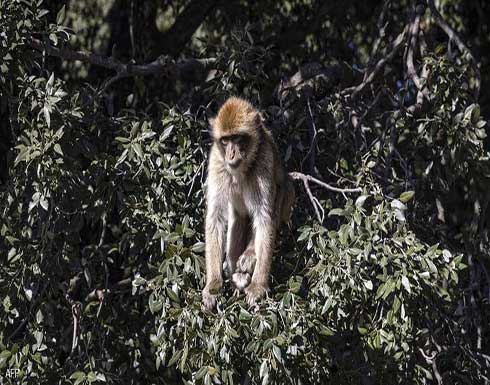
[344,25,409,99]
[289,172,362,194]
[29,38,216,85]
[289,172,361,222]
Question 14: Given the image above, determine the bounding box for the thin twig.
[71,302,81,352]
[301,97,318,176]
[302,177,323,222]
[97,213,108,318]
[289,172,362,193]
[186,161,205,200]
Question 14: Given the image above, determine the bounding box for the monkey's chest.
[229,181,263,217]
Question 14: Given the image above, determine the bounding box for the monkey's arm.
[203,181,226,310]
[245,207,275,305]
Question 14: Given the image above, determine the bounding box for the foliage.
[1,0,490,384]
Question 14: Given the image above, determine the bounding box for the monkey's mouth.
[227,159,242,169]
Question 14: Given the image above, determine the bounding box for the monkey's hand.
[232,252,256,291]
[245,282,268,306]
[202,279,222,311]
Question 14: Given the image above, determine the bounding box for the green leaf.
[162,125,174,140]
[70,371,86,385]
[46,72,54,92]
[38,9,49,18]
[355,195,369,208]
[132,276,146,286]
[39,197,49,211]
[53,143,63,156]
[133,143,143,159]
[166,287,180,303]
[260,360,268,378]
[401,276,411,294]
[364,280,373,290]
[0,350,12,366]
[43,105,51,128]
[168,349,182,366]
[390,199,406,211]
[87,372,97,382]
[297,230,310,242]
[36,309,43,324]
[14,147,29,165]
[191,242,205,253]
[399,191,415,203]
[272,345,282,362]
[56,5,66,24]
[70,371,86,380]
[358,327,368,335]
[328,208,345,217]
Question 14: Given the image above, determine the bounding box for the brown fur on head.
[209,97,262,140]
[209,97,262,171]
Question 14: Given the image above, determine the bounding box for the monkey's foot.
[202,289,217,311]
[245,283,268,306]
[232,272,251,291]
[202,280,222,311]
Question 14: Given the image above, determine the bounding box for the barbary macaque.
[203,97,294,310]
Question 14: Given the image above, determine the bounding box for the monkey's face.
[218,134,250,171]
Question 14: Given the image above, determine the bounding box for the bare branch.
[289,172,362,193]
[289,172,361,222]
[302,177,323,222]
[303,97,318,176]
[29,38,216,85]
[345,26,409,99]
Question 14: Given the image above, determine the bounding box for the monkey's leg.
[226,207,248,277]
[203,204,226,311]
[232,234,256,291]
[245,216,275,305]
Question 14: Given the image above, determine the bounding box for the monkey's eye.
[236,135,249,147]
[220,137,229,145]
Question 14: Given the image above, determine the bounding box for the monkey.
[202,96,294,310]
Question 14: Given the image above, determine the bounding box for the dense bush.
[1,0,489,384]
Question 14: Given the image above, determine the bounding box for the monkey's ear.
[253,112,264,127]
[208,117,217,136]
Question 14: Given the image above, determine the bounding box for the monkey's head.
[210,97,262,172]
